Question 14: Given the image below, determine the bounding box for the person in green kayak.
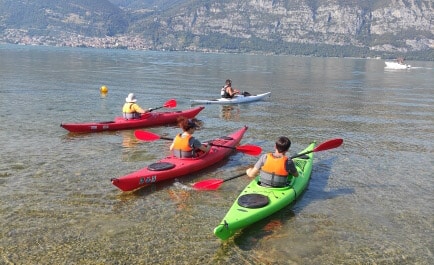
[246,136,299,187]
[122,93,150,120]
[170,116,211,158]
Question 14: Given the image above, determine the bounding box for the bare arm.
[288,159,299,177]
[246,167,259,178]
[198,144,211,153]
[133,104,149,114]
[227,86,239,96]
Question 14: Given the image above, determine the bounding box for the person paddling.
[170,116,211,158]
[246,136,298,187]
[221,79,240,98]
[122,93,150,120]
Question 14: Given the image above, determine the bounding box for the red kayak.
[111,126,248,192]
[61,106,204,133]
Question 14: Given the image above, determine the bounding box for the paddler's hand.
[206,144,212,152]
[246,167,259,178]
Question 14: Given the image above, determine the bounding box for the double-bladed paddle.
[148,98,177,112]
[134,130,262,156]
[140,99,177,118]
[192,138,344,190]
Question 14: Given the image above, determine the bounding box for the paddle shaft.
[134,130,262,156]
[193,148,313,189]
[222,172,246,183]
[149,106,164,111]
[144,135,243,151]
[193,138,343,190]
[290,149,314,159]
[211,152,312,185]
[149,99,177,112]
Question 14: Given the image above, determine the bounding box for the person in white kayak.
[221,79,240,98]
[221,79,251,98]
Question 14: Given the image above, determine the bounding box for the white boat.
[191,92,271,105]
[385,61,411,69]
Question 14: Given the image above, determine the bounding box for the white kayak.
[191,92,271,105]
[385,61,411,69]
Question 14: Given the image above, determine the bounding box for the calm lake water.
[0,44,433,264]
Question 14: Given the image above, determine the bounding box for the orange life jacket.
[260,153,289,187]
[261,153,288,176]
[172,133,194,158]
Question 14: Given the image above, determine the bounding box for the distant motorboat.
[385,61,411,69]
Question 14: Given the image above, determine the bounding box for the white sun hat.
[125,93,137,103]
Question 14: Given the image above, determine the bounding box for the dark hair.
[225,79,232,86]
[176,116,202,131]
[275,136,291,153]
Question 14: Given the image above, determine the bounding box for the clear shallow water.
[0,44,433,264]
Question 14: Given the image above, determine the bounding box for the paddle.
[134,130,262,156]
[192,138,344,190]
[148,98,177,112]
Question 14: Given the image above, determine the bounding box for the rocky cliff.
[142,0,433,55]
[0,0,432,59]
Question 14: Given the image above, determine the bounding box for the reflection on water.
[220,105,240,121]
[0,45,433,264]
[120,130,140,148]
[167,188,191,211]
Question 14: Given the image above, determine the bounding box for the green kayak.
[213,141,316,240]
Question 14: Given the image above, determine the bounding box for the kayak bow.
[213,141,316,240]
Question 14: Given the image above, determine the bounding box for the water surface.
[0,44,433,264]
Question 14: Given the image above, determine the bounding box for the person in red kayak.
[122,93,150,120]
[221,79,240,98]
[170,116,211,158]
[246,136,298,187]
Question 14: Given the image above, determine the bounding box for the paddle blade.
[164,99,177,108]
[192,179,224,190]
[314,138,343,152]
[235,144,262,156]
[134,130,161,141]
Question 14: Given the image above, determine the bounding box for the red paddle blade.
[134,130,161,141]
[314,138,343,152]
[192,179,224,190]
[235,144,262,156]
[164,99,177,108]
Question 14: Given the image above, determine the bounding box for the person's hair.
[176,116,202,131]
[225,79,232,86]
[275,136,291,153]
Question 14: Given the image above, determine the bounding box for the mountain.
[0,0,432,60]
[0,0,128,36]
